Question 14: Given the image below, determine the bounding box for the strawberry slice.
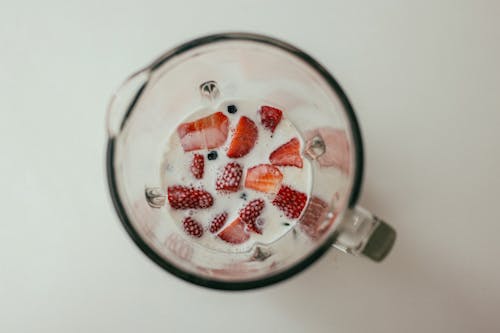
[209,212,228,233]
[244,164,283,194]
[167,185,214,209]
[269,137,303,168]
[239,198,265,234]
[299,196,333,240]
[226,116,258,158]
[259,105,283,133]
[216,162,243,192]
[190,154,204,179]
[272,185,307,219]
[182,217,204,238]
[177,112,229,152]
[218,218,250,244]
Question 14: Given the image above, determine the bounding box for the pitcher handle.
[332,206,396,262]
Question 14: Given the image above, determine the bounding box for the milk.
[161,99,312,253]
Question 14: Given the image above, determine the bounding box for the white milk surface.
[161,99,312,253]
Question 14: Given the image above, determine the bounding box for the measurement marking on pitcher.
[304,135,326,160]
[251,246,272,261]
[145,187,166,208]
[199,80,220,101]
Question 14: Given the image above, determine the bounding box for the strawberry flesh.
[209,212,228,233]
[269,137,303,168]
[216,162,243,192]
[218,218,250,244]
[260,105,283,133]
[239,198,265,234]
[244,164,283,194]
[183,217,204,238]
[227,116,258,158]
[167,185,214,209]
[177,112,229,152]
[299,196,333,240]
[190,153,204,179]
[272,185,307,219]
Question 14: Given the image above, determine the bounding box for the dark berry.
[227,104,237,114]
[207,151,218,160]
[240,193,247,200]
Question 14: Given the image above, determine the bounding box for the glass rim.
[106,32,364,290]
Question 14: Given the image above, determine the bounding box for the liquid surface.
[161,99,312,253]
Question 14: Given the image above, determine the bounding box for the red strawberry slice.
[177,112,229,152]
[269,137,303,168]
[244,164,283,193]
[259,105,283,133]
[209,212,228,233]
[239,198,265,234]
[190,154,204,179]
[218,218,250,244]
[167,185,214,209]
[226,116,258,158]
[272,185,307,219]
[182,217,204,238]
[299,196,334,240]
[216,162,243,192]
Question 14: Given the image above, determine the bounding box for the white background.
[1,1,500,332]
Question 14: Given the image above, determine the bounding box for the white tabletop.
[2,1,500,332]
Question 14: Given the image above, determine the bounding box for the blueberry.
[227,104,237,114]
[240,193,247,200]
[207,151,218,160]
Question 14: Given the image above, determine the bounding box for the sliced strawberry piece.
[209,212,228,233]
[272,185,307,219]
[226,116,258,158]
[269,137,303,168]
[218,218,250,244]
[216,162,243,192]
[299,196,331,240]
[244,164,283,194]
[177,112,229,152]
[239,198,265,234]
[190,154,204,179]
[167,185,214,209]
[182,217,203,238]
[259,105,283,133]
